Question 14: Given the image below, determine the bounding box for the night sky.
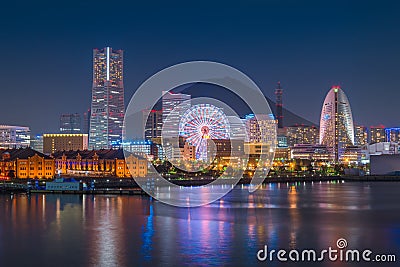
[1,0,399,134]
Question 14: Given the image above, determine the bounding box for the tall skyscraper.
[89,47,124,149]
[162,91,191,137]
[143,109,163,140]
[275,82,283,128]
[161,91,191,161]
[319,86,354,162]
[60,113,81,133]
[354,125,368,146]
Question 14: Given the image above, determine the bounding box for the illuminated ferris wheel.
[179,104,230,161]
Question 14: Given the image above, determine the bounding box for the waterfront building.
[291,144,334,161]
[340,146,362,163]
[53,149,147,178]
[369,125,385,144]
[60,113,81,133]
[286,125,319,146]
[319,86,354,162]
[354,125,368,147]
[89,47,124,149]
[368,142,399,156]
[0,125,30,149]
[46,178,83,191]
[0,147,55,179]
[43,134,88,154]
[144,109,163,140]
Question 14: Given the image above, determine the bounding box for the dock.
[29,188,147,195]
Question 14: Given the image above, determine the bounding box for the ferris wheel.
[179,104,230,160]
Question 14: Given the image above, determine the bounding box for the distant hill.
[173,82,318,127]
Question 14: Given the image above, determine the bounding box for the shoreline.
[2,175,400,195]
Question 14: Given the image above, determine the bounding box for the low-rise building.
[53,149,147,178]
[0,147,55,179]
[291,144,333,161]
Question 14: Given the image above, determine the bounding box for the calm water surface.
[1,182,400,267]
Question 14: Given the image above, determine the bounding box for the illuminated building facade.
[60,113,81,133]
[291,144,334,161]
[319,86,354,162]
[53,149,147,178]
[144,109,163,140]
[286,125,319,146]
[89,47,124,149]
[43,134,88,154]
[0,125,30,149]
[30,135,43,153]
[385,127,400,143]
[0,148,55,179]
[369,126,385,144]
[274,147,290,160]
[121,140,162,160]
[244,114,277,146]
[181,141,196,161]
[162,91,191,139]
[354,126,368,147]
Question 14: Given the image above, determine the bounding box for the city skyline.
[1,1,400,134]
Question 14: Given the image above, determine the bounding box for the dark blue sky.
[1,0,399,134]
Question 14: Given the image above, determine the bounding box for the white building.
[319,86,354,162]
[0,125,30,149]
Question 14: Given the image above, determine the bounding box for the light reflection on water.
[0,182,399,266]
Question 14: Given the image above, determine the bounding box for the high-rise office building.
[244,114,277,146]
[0,125,31,149]
[370,126,385,144]
[162,91,191,137]
[319,86,354,162]
[354,125,368,146]
[83,109,91,134]
[286,125,319,146]
[60,113,81,133]
[89,47,124,149]
[144,109,163,140]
